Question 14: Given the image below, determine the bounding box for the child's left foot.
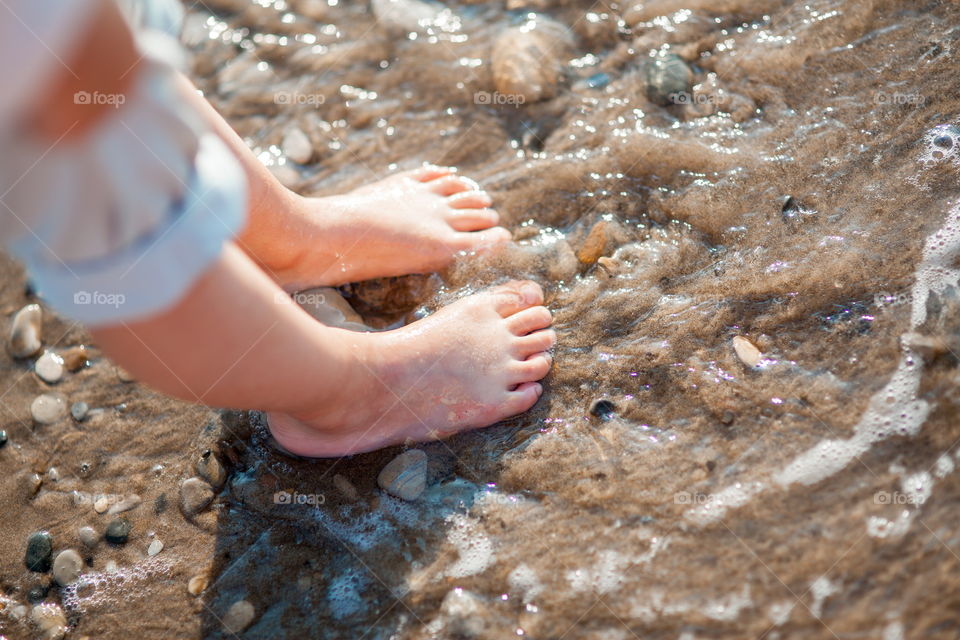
[259,165,511,290]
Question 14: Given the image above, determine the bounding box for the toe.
[429,175,480,196]
[407,164,456,182]
[447,208,500,231]
[510,352,552,384]
[448,190,493,209]
[514,329,557,357]
[451,226,512,251]
[505,306,553,335]
[500,381,543,417]
[488,280,545,317]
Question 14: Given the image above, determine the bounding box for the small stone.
[115,366,135,382]
[222,599,256,633]
[195,450,226,490]
[491,17,572,104]
[93,496,110,513]
[645,52,693,106]
[107,494,142,515]
[52,549,83,586]
[61,345,90,371]
[71,402,89,422]
[25,531,53,572]
[0,429,7,447]
[46,467,59,482]
[590,398,617,420]
[720,410,735,426]
[333,474,360,501]
[25,472,43,497]
[732,336,763,368]
[377,449,428,501]
[104,517,131,545]
[105,560,118,572]
[27,584,49,603]
[31,394,66,424]
[188,574,209,596]
[8,303,42,359]
[30,603,67,640]
[147,539,164,556]
[585,71,611,90]
[180,477,215,517]
[281,127,313,164]
[596,256,619,276]
[577,221,612,264]
[78,526,98,548]
[34,352,64,384]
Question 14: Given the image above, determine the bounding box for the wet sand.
[3,0,960,638]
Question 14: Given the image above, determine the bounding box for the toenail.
[534,383,543,397]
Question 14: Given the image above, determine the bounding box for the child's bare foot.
[264,165,512,290]
[267,280,555,456]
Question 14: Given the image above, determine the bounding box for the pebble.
[107,494,142,515]
[46,467,59,482]
[195,450,226,490]
[222,599,256,633]
[71,401,89,422]
[491,17,571,103]
[333,474,360,501]
[8,303,42,359]
[187,573,209,596]
[281,127,313,164]
[104,517,131,545]
[180,477,215,517]
[34,352,64,384]
[52,549,83,586]
[61,345,90,371]
[78,526,98,548]
[645,52,693,106]
[577,221,613,264]
[371,0,442,34]
[596,256,619,276]
[30,603,67,640]
[590,398,617,420]
[25,531,53,572]
[377,449,428,501]
[27,584,49,603]
[94,496,110,513]
[732,336,763,368]
[147,539,164,556]
[0,429,7,447]
[31,394,66,424]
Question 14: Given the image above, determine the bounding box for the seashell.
[180,477,215,517]
[377,449,428,501]
[9,303,42,359]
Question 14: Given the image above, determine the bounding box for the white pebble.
[107,494,142,515]
[281,127,313,164]
[8,303,42,359]
[31,394,65,424]
[222,599,256,633]
[34,351,64,384]
[147,539,164,556]
[30,603,67,640]
[52,549,83,586]
[94,496,110,513]
[377,449,428,501]
[732,336,763,368]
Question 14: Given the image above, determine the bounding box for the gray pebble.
[377,449,428,501]
[52,549,83,586]
[645,52,693,106]
[104,517,131,545]
[180,477,215,517]
[78,526,98,548]
[70,402,89,422]
[222,599,256,633]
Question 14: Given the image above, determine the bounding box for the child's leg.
[179,73,512,290]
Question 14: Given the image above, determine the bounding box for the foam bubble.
[61,557,171,614]
[444,514,495,578]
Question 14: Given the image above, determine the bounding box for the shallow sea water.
[3,0,960,638]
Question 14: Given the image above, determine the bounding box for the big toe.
[488,280,544,317]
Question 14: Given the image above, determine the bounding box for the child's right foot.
[267,280,556,456]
